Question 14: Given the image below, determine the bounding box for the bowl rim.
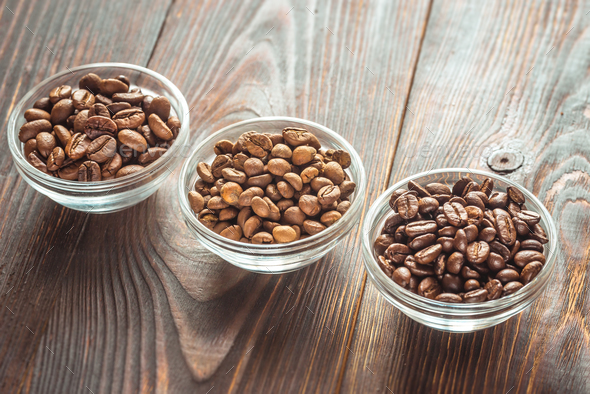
[362,167,558,312]
[178,116,367,251]
[7,62,190,192]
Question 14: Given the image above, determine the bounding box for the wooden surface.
[0,0,588,393]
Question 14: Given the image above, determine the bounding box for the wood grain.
[0,0,172,392]
[344,0,590,393]
[4,0,433,393]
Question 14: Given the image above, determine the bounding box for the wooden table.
[1,1,589,392]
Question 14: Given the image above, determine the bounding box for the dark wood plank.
[19,0,432,392]
[0,0,172,392]
[344,0,590,393]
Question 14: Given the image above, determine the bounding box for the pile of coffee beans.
[374,177,549,303]
[188,127,356,243]
[20,73,181,181]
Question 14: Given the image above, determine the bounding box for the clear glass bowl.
[362,168,557,332]
[178,117,367,273]
[7,62,190,213]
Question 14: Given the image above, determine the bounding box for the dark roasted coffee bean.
[464,279,480,292]
[507,186,525,204]
[443,202,468,227]
[478,227,496,242]
[488,192,508,209]
[484,279,502,300]
[442,273,463,293]
[374,234,396,256]
[101,153,123,179]
[520,239,544,252]
[452,177,472,196]
[24,139,37,158]
[28,152,48,173]
[433,254,446,276]
[425,182,451,195]
[502,281,523,296]
[94,94,112,105]
[394,226,408,243]
[405,220,437,238]
[480,178,494,196]
[107,101,132,114]
[24,108,51,122]
[435,293,463,303]
[520,261,543,284]
[418,277,441,299]
[493,208,517,245]
[78,160,101,182]
[388,188,408,210]
[418,197,439,215]
[461,265,480,280]
[396,193,419,219]
[463,224,479,243]
[496,268,520,283]
[438,226,458,237]
[529,223,549,244]
[414,244,443,265]
[449,196,467,206]
[461,181,480,196]
[453,229,468,254]
[79,73,102,93]
[385,243,412,264]
[513,250,545,267]
[409,233,437,250]
[466,241,490,264]
[390,267,410,287]
[486,252,505,271]
[408,180,431,197]
[46,147,65,171]
[447,252,464,274]
[437,237,455,254]
[463,288,488,303]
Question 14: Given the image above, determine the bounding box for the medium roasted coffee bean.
[282,127,321,148]
[461,181,480,197]
[112,108,145,130]
[418,197,439,215]
[214,140,234,155]
[99,78,129,96]
[273,225,298,243]
[220,225,243,241]
[85,116,117,139]
[517,210,541,226]
[19,119,53,142]
[50,99,75,125]
[277,181,295,199]
[323,162,345,185]
[252,232,274,244]
[78,160,101,182]
[148,113,174,141]
[36,132,56,158]
[89,103,111,118]
[220,182,243,205]
[100,153,121,179]
[87,135,117,163]
[188,191,205,213]
[465,205,483,226]
[389,189,408,210]
[49,85,72,104]
[71,89,95,110]
[303,220,326,235]
[107,102,131,114]
[298,195,321,216]
[94,94,112,105]
[24,139,37,159]
[115,164,144,178]
[418,277,441,299]
[463,288,488,303]
[112,91,144,106]
[65,133,91,160]
[317,185,340,205]
[79,73,101,93]
[24,108,51,122]
[118,129,148,152]
[46,147,65,171]
[138,147,167,166]
[28,152,48,173]
[529,223,549,244]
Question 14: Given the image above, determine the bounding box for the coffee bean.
[49,85,72,104]
[273,225,298,243]
[118,129,148,153]
[107,102,131,114]
[463,288,488,303]
[99,78,129,96]
[520,239,544,252]
[502,281,523,296]
[396,193,419,219]
[220,182,243,205]
[453,229,467,254]
[452,177,472,196]
[418,277,442,299]
[46,147,65,171]
[486,252,505,271]
[24,139,37,159]
[414,244,443,265]
[425,182,451,195]
[466,241,490,264]
[303,220,326,235]
[520,261,543,284]
[137,147,167,166]
[282,127,321,148]
[78,160,101,182]
[252,232,274,244]
[405,220,437,238]
[442,273,463,293]
[409,233,437,250]
[36,132,56,158]
[385,243,412,264]
[435,293,463,303]
[418,197,439,215]
[85,116,117,139]
[443,202,468,227]
[320,211,342,227]
[496,268,520,283]
[447,252,465,274]
[50,99,75,125]
[112,108,145,130]
[464,279,480,292]
[493,208,517,245]
[300,167,319,183]
[65,133,91,160]
[115,164,144,178]
[513,250,545,267]
[323,162,345,185]
[392,267,411,287]
[28,152,48,173]
[87,135,117,163]
[112,91,145,107]
[19,119,53,142]
[408,180,431,197]
[507,186,525,204]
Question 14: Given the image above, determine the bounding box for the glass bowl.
[361,168,557,332]
[178,117,367,274]
[7,62,190,213]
